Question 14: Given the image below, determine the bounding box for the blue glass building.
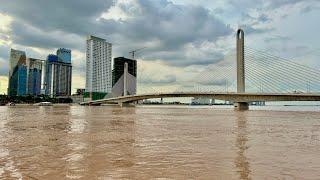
[17,66,28,95]
[57,48,71,63]
[28,69,41,95]
[47,54,59,63]
[44,49,72,97]
[27,58,43,95]
[9,65,28,96]
[8,49,28,96]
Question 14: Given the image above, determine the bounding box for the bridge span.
[80,92,320,110]
[80,29,320,110]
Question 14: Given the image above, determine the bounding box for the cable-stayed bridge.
[81,29,320,110]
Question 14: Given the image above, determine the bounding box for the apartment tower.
[86,36,112,94]
[45,48,72,97]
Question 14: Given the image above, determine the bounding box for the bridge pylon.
[237,29,245,93]
[124,62,128,96]
[235,29,249,110]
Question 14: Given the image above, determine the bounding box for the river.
[0,105,320,179]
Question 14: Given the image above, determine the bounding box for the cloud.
[141,74,177,84]
[0,76,8,94]
[10,21,85,50]
[257,14,270,23]
[264,35,292,43]
[104,0,233,67]
[241,25,274,35]
[0,0,232,68]
[0,0,319,94]
[0,58,8,76]
[0,44,9,76]
[0,44,9,60]
[0,0,114,60]
[265,0,305,9]
[72,73,86,93]
[136,49,238,93]
[228,0,305,11]
[0,0,114,35]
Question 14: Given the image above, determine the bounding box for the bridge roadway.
[80,92,320,109]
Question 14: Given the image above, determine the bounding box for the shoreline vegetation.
[0,94,72,106]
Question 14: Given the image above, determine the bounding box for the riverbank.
[3,103,77,107]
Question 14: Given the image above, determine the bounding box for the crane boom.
[129,47,146,59]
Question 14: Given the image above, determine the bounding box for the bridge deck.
[80,92,320,105]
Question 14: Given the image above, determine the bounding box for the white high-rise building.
[86,35,112,93]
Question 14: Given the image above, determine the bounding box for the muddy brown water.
[0,106,320,179]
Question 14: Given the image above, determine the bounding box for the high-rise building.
[45,49,72,97]
[27,58,43,95]
[57,48,71,63]
[112,57,137,96]
[8,49,28,96]
[86,35,112,93]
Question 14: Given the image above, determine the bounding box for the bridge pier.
[234,102,249,111]
[118,102,135,107]
[89,103,101,106]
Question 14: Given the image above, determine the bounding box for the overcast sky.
[0,0,319,94]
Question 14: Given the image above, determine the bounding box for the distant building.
[71,94,84,104]
[8,49,28,96]
[47,54,59,62]
[112,57,137,97]
[86,35,112,94]
[8,48,72,97]
[45,49,72,97]
[191,97,211,105]
[27,58,43,95]
[57,48,71,63]
[76,88,86,95]
[72,89,85,104]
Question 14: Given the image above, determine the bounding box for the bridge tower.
[118,62,134,107]
[237,29,245,93]
[235,29,249,110]
[124,62,128,96]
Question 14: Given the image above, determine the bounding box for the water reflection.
[64,107,89,179]
[0,107,25,179]
[235,112,251,180]
[63,107,137,179]
[70,106,87,133]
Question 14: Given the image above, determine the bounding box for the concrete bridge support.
[123,62,128,96]
[88,103,101,106]
[118,102,135,107]
[234,102,249,111]
[235,29,249,111]
[237,29,245,93]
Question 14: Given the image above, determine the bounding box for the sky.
[0,0,319,94]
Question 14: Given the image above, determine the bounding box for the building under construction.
[112,57,137,96]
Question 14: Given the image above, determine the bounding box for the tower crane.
[129,47,146,59]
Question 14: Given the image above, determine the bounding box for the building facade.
[8,49,28,96]
[45,50,72,97]
[8,48,71,97]
[57,48,71,63]
[86,35,112,94]
[27,58,43,95]
[191,97,211,105]
[112,57,137,96]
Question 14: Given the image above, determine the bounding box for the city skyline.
[0,2,320,178]
[0,0,320,94]
[6,48,72,97]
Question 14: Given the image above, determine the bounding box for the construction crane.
[129,47,146,59]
